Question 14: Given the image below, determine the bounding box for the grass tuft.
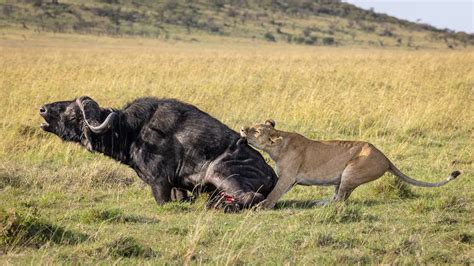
[436,195,467,212]
[93,237,157,259]
[316,233,359,249]
[336,254,371,264]
[373,176,416,199]
[0,208,87,251]
[0,169,27,189]
[319,203,377,224]
[457,232,472,244]
[395,235,420,256]
[78,208,156,224]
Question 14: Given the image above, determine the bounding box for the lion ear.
[265,119,276,128]
[269,135,282,145]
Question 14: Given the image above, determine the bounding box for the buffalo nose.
[39,106,47,115]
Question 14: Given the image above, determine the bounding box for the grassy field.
[0,29,473,264]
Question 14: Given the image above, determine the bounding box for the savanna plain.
[0,30,473,264]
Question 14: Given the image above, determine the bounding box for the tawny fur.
[241,120,461,209]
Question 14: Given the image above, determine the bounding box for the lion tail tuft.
[447,170,461,181]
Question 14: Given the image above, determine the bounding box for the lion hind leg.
[334,157,388,201]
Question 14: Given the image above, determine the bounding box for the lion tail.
[388,162,461,187]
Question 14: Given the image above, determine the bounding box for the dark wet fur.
[40,97,277,210]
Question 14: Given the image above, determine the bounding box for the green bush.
[264,32,276,42]
[323,37,335,45]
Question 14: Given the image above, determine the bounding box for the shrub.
[2,4,13,16]
[322,37,335,45]
[293,36,305,44]
[304,35,317,45]
[380,28,393,37]
[227,8,238,17]
[264,32,276,42]
[302,28,311,37]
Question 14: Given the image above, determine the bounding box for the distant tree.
[302,28,311,37]
[227,7,238,17]
[264,32,276,42]
[164,1,178,10]
[380,27,393,37]
[208,23,220,33]
[347,20,355,29]
[33,0,43,7]
[350,32,356,41]
[212,0,225,9]
[304,35,317,45]
[322,37,335,45]
[52,0,58,4]
[329,21,338,31]
[2,4,13,16]
[294,36,305,44]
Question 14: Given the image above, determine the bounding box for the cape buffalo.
[39,96,277,212]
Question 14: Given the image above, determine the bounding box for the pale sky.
[345,0,473,33]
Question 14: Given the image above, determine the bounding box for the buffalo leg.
[171,187,190,202]
[236,191,265,208]
[208,176,267,210]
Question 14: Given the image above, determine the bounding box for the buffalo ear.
[76,96,117,134]
[77,96,102,124]
[265,119,276,128]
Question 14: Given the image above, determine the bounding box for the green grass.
[0,30,472,264]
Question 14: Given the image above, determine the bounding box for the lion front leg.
[260,170,297,209]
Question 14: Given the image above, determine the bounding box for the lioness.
[240,120,461,209]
